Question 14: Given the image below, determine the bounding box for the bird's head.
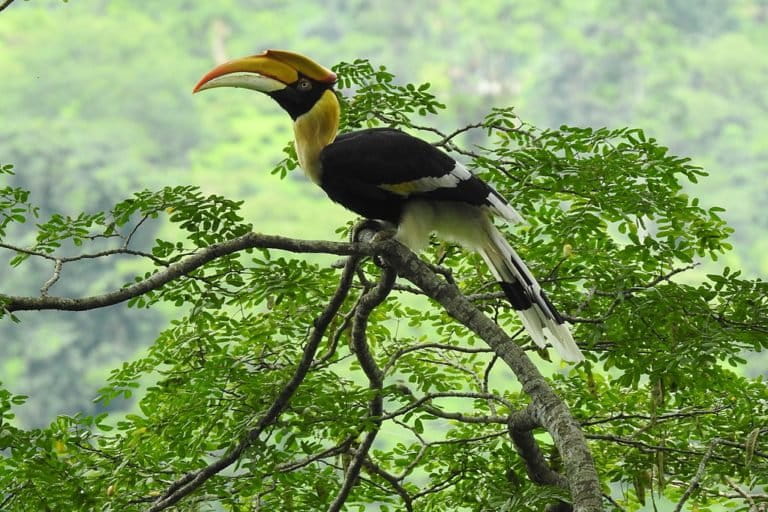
[194,50,340,183]
[193,49,337,120]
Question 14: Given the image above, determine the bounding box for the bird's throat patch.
[293,90,340,184]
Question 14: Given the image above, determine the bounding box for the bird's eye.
[297,78,313,91]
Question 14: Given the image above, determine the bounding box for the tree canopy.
[2,41,767,511]
[2,0,768,431]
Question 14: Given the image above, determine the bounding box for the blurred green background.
[1,0,766,427]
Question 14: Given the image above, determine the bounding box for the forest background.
[1,0,766,440]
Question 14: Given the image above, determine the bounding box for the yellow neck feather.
[293,89,340,185]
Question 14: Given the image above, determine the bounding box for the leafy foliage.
[2,56,767,512]
[4,0,768,430]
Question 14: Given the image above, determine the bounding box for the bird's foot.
[350,219,397,268]
[371,227,398,243]
[351,219,391,244]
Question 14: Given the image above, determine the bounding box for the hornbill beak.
[193,49,336,94]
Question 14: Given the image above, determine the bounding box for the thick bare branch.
[2,233,373,314]
[508,413,569,489]
[378,239,602,511]
[508,408,573,512]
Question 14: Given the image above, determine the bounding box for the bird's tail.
[478,226,584,362]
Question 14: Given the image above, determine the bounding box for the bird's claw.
[350,219,397,268]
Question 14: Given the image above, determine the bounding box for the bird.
[193,50,584,362]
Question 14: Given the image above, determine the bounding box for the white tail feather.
[518,307,549,348]
[546,321,584,363]
[482,226,584,363]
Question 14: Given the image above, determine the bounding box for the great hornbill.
[193,50,584,362]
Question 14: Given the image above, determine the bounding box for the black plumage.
[319,128,497,223]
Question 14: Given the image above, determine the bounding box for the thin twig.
[277,437,356,473]
[433,122,484,147]
[383,342,494,374]
[718,438,768,460]
[384,386,510,424]
[588,434,736,465]
[483,353,500,415]
[592,264,700,299]
[603,493,627,511]
[669,480,768,502]
[40,259,63,296]
[360,456,414,512]
[725,478,760,511]
[581,406,730,427]
[0,242,167,266]
[412,471,463,500]
[673,438,720,512]
[313,298,359,367]
[123,213,152,248]
[0,488,18,510]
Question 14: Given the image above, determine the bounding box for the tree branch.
[378,239,602,511]
[563,264,702,324]
[411,471,463,500]
[0,241,167,266]
[277,437,356,473]
[327,266,395,512]
[673,438,721,512]
[581,406,730,427]
[1,233,373,314]
[586,434,743,465]
[5,231,600,510]
[508,409,570,493]
[724,478,764,510]
[386,388,510,424]
[360,455,414,512]
[147,254,361,511]
[603,493,627,511]
[40,259,63,296]
[669,480,768,503]
[383,342,494,374]
[0,0,16,14]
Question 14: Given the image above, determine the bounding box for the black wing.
[319,128,520,222]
